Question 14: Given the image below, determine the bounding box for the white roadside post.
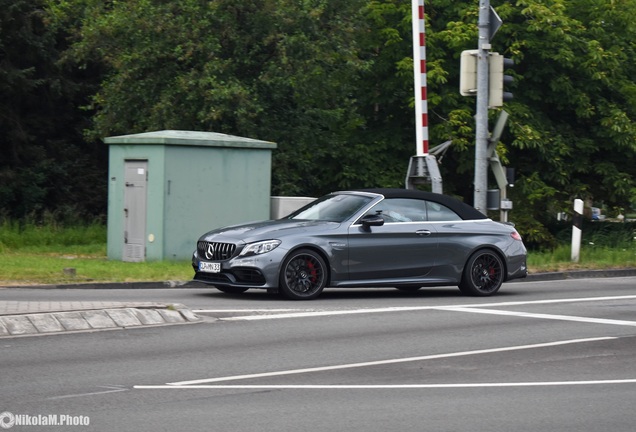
[411,0,428,157]
[406,0,444,193]
[571,199,584,262]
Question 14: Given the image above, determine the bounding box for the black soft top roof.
[346,188,488,221]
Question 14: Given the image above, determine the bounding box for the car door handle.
[415,230,432,236]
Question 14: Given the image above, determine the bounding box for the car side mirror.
[360,214,385,227]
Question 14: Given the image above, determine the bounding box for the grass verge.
[0,251,192,285]
[0,220,192,285]
[527,244,636,273]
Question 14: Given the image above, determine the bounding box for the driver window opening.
[363,198,462,222]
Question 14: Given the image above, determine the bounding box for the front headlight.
[238,239,282,257]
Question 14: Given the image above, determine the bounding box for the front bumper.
[192,250,285,289]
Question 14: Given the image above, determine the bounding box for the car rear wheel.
[216,286,249,294]
[279,249,327,300]
[459,250,504,296]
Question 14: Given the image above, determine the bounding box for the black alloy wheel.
[279,249,327,300]
[459,250,504,296]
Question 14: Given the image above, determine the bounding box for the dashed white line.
[443,307,636,327]
[47,385,128,400]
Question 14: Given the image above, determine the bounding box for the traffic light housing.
[506,167,515,187]
[459,50,514,108]
[488,53,514,107]
[459,50,478,96]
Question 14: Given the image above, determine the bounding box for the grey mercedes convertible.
[192,188,527,300]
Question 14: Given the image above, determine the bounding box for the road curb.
[5,268,636,290]
[518,268,636,282]
[0,303,202,338]
[0,280,210,290]
[4,269,635,290]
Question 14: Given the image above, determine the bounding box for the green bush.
[0,214,106,251]
[550,221,636,249]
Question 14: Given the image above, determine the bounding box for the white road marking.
[221,308,403,320]
[216,295,636,321]
[192,309,309,313]
[136,379,636,390]
[134,294,636,392]
[443,307,636,327]
[447,294,636,308]
[47,385,128,400]
[143,337,613,387]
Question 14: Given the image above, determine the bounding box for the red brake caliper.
[306,260,317,282]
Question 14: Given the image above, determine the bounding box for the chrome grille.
[197,241,236,261]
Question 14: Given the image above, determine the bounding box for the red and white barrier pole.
[571,199,584,262]
[412,0,428,156]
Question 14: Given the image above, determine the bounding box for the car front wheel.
[279,249,327,300]
[459,250,504,296]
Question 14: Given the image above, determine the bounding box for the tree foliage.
[0,0,104,220]
[49,0,385,196]
[497,0,636,244]
[2,0,635,247]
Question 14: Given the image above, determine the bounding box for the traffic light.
[488,53,514,108]
[459,50,478,96]
[506,167,515,187]
[459,51,514,108]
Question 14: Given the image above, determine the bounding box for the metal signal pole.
[473,0,492,214]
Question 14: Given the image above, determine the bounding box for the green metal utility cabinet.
[105,130,277,262]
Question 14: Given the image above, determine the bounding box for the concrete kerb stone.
[105,308,143,327]
[0,303,202,338]
[0,281,210,290]
[132,308,166,325]
[0,321,9,337]
[157,308,187,323]
[176,307,200,322]
[55,312,92,331]
[28,313,65,333]
[82,310,119,329]
[2,316,38,335]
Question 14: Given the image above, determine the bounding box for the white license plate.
[199,262,221,273]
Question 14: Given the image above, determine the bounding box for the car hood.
[198,219,341,244]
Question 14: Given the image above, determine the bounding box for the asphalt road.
[1,277,635,431]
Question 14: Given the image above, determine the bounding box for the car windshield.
[287,194,374,222]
